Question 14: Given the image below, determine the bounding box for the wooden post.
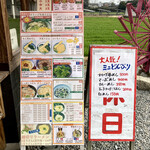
[0,84,5,118]
[20,0,30,11]
[0,0,13,70]
[0,120,6,150]
[0,83,6,150]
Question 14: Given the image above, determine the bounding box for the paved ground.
[23,89,150,150]
[5,65,150,150]
[16,89,148,150]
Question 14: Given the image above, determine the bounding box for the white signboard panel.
[89,45,137,141]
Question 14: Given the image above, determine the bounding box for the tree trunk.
[20,0,30,11]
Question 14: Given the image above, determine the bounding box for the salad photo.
[54,84,70,99]
[53,64,72,78]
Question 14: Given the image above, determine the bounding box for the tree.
[111,2,116,7]
[118,1,126,10]
[84,0,88,9]
[126,0,138,7]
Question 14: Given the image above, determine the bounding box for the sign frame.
[88,45,137,141]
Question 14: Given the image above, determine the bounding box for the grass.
[84,12,124,15]
[84,17,129,56]
[8,17,20,45]
[8,17,129,56]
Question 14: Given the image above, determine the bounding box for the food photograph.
[53,41,66,54]
[22,18,52,33]
[23,41,36,54]
[21,81,52,100]
[37,42,51,54]
[53,80,83,100]
[53,64,72,78]
[21,59,52,78]
[54,84,71,99]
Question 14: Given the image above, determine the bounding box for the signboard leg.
[84,49,90,108]
[85,84,89,108]
[80,145,84,150]
[129,141,135,150]
[88,141,92,150]
[21,146,26,150]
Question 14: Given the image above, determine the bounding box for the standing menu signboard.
[20,1,84,146]
[52,0,83,11]
[89,45,137,141]
[37,0,52,11]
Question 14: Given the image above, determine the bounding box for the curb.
[137,75,150,90]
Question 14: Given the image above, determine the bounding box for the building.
[103,2,111,7]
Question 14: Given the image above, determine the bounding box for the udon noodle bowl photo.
[22,85,36,98]
[21,60,34,70]
[37,60,51,71]
[37,84,51,98]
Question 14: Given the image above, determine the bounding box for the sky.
[89,0,128,5]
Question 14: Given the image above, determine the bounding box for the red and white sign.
[89,45,137,141]
[37,0,52,11]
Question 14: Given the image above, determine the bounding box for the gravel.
[26,89,150,150]
[26,65,150,150]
